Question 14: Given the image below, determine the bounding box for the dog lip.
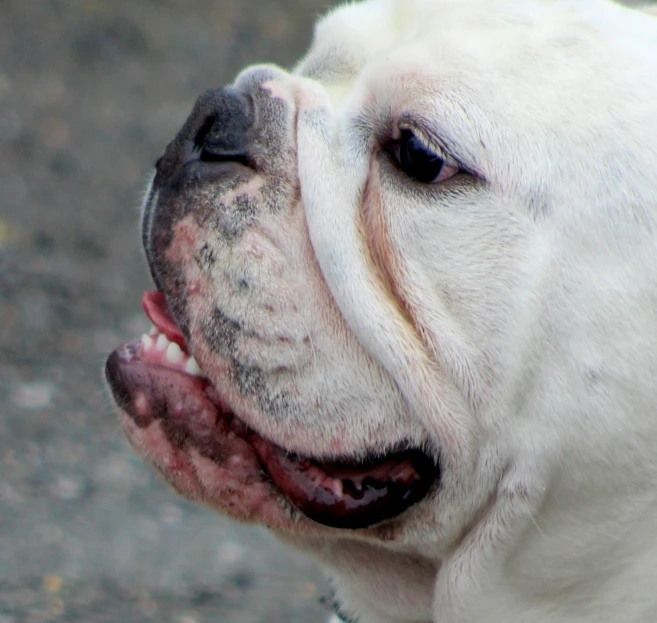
[252,436,439,530]
[142,290,186,348]
[107,291,440,530]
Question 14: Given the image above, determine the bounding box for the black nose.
[192,88,254,161]
[155,87,255,184]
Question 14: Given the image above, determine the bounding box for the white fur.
[283,1,657,621]
[133,1,657,621]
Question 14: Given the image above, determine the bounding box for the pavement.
[0,0,333,621]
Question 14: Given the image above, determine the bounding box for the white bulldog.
[106,1,657,621]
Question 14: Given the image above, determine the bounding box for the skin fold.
[106,1,657,621]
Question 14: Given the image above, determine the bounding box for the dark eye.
[397,130,458,184]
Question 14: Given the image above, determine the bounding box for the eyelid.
[398,123,459,169]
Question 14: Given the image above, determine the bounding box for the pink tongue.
[142,291,186,348]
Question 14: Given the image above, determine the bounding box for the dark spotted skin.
[143,68,303,424]
[136,61,429,491]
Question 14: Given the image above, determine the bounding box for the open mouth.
[105,291,440,530]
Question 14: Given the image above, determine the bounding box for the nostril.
[198,144,251,167]
[193,114,251,164]
[199,140,251,166]
[193,115,217,153]
[190,88,254,166]
[154,86,255,183]
[200,151,251,166]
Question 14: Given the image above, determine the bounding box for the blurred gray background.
[0,1,333,622]
[1,1,654,622]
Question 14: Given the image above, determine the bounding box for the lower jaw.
[106,336,439,531]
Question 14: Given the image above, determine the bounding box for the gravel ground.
[0,1,333,621]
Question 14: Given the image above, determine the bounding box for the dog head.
[107,0,657,618]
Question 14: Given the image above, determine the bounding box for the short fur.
[117,1,657,621]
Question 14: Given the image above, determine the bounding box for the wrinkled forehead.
[289,0,655,197]
[293,0,646,108]
[291,0,583,178]
[295,0,581,96]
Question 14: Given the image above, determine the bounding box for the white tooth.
[185,357,202,376]
[149,325,158,336]
[141,334,155,351]
[166,341,184,363]
[156,334,169,350]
